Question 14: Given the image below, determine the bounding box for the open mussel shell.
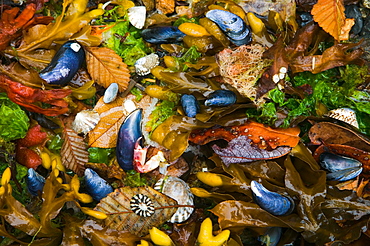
[204,90,237,107]
[103,83,119,104]
[116,108,143,170]
[128,6,146,29]
[134,53,160,76]
[26,169,45,196]
[326,108,359,128]
[205,9,252,46]
[258,227,282,246]
[141,26,186,44]
[319,152,363,181]
[72,109,100,135]
[154,176,194,223]
[251,181,294,216]
[84,168,113,201]
[181,94,200,118]
[39,40,85,86]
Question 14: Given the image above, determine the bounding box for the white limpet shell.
[135,53,160,76]
[128,6,146,29]
[326,108,359,128]
[72,109,100,135]
[154,176,194,223]
[103,83,119,103]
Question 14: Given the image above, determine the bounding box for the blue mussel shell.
[206,9,252,46]
[205,90,237,107]
[26,168,45,196]
[39,40,85,86]
[84,168,113,201]
[116,108,143,170]
[251,181,294,216]
[141,26,186,44]
[181,94,200,118]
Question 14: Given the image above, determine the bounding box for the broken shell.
[154,176,194,223]
[128,6,146,29]
[135,53,160,76]
[326,108,359,128]
[72,109,100,135]
[103,83,119,103]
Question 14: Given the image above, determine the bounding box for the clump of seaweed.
[216,44,272,104]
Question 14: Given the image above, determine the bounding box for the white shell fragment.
[128,6,146,29]
[135,53,159,76]
[72,109,100,135]
[103,83,119,103]
[326,108,359,128]
[154,176,194,223]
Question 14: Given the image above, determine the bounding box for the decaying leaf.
[189,121,300,150]
[212,136,292,165]
[156,0,175,14]
[311,0,354,41]
[61,127,88,176]
[88,96,126,148]
[309,122,370,152]
[85,47,130,92]
[95,186,178,237]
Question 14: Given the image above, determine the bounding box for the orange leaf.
[61,128,88,176]
[85,47,130,92]
[189,121,300,149]
[88,96,126,148]
[311,0,354,41]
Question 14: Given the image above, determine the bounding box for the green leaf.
[0,93,29,141]
[88,147,115,164]
[47,134,63,152]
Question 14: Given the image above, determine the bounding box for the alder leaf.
[212,135,292,166]
[94,186,178,237]
[61,127,88,176]
[85,47,130,92]
[311,0,354,41]
[88,96,126,148]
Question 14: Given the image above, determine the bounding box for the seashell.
[134,140,166,173]
[103,83,119,103]
[258,227,282,246]
[84,168,113,201]
[72,109,100,135]
[326,108,359,128]
[154,176,194,223]
[251,180,294,216]
[130,194,155,217]
[128,6,146,29]
[116,108,143,170]
[135,53,160,76]
[181,94,200,118]
[319,152,363,181]
[205,9,252,46]
[39,40,85,86]
[28,112,60,130]
[204,90,237,107]
[26,168,45,196]
[141,26,186,44]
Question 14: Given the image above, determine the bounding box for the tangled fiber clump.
[216,44,272,103]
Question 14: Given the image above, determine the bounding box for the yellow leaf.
[311,0,354,41]
[88,96,126,148]
[85,47,130,92]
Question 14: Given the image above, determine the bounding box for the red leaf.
[17,124,48,147]
[0,74,71,116]
[15,146,42,169]
[212,135,292,165]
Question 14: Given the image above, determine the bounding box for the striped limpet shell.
[130,194,155,217]
[326,108,359,128]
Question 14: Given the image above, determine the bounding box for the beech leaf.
[212,135,292,165]
[61,127,88,176]
[88,96,126,148]
[85,47,130,92]
[311,0,354,41]
[94,186,178,237]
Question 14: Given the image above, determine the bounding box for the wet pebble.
[103,83,119,104]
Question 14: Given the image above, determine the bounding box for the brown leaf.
[88,96,126,148]
[94,186,177,237]
[309,122,370,152]
[61,127,88,176]
[311,0,354,41]
[85,47,130,92]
